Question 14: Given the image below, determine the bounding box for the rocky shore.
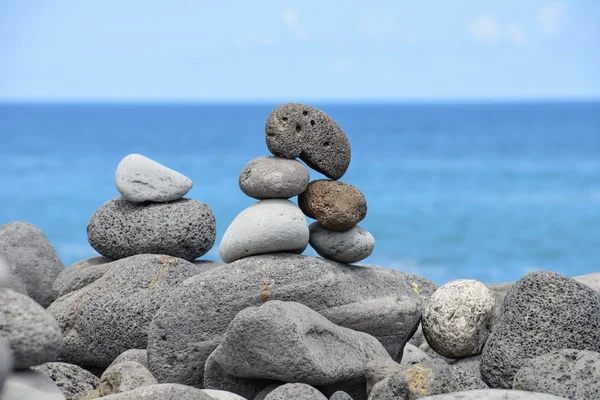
[1,103,599,400]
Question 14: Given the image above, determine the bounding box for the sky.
[0,0,598,102]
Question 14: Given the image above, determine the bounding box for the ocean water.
[0,102,599,284]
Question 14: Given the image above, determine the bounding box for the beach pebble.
[115,153,192,203]
[480,271,600,388]
[32,362,99,400]
[417,389,565,399]
[265,103,351,180]
[0,369,66,400]
[53,256,113,299]
[219,199,309,263]
[512,349,600,399]
[239,156,309,199]
[87,197,216,261]
[0,288,63,368]
[423,279,495,358]
[0,338,13,393]
[330,391,353,400]
[147,254,428,387]
[573,272,600,292]
[93,383,215,399]
[309,222,374,263]
[299,180,366,231]
[0,222,64,308]
[264,383,327,400]
[108,349,148,369]
[47,254,211,368]
[95,361,157,397]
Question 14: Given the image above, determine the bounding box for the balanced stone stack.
[87,154,217,262]
[220,103,375,264]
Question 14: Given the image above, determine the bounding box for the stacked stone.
[86,154,217,262]
[219,103,375,264]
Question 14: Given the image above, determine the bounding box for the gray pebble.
[330,391,353,400]
[239,156,309,199]
[309,222,374,263]
[108,349,148,370]
[32,362,99,400]
[53,257,113,299]
[400,343,431,365]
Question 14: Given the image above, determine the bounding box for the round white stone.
[309,222,375,263]
[422,279,495,358]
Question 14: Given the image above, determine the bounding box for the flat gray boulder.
[419,390,565,399]
[309,222,374,263]
[0,222,64,307]
[0,369,66,400]
[148,254,431,387]
[480,271,600,388]
[87,197,216,261]
[219,200,309,263]
[47,254,212,367]
[115,154,193,203]
[264,383,327,400]
[96,383,215,399]
[239,156,309,199]
[108,349,148,369]
[0,338,12,393]
[32,362,99,400]
[0,288,63,368]
[513,349,600,399]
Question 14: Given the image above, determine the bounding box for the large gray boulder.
[32,362,99,400]
[418,390,565,399]
[0,288,63,368]
[480,271,600,388]
[47,254,212,367]
[0,338,12,393]
[0,369,66,400]
[96,383,215,400]
[239,156,309,200]
[0,222,64,307]
[53,257,112,299]
[87,198,216,261]
[264,383,327,400]
[148,254,431,387]
[512,349,600,399]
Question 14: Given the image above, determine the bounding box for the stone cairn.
[220,102,375,264]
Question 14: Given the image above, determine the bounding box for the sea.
[0,101,599,284]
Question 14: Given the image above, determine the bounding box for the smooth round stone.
[87,197,216,261]
[423,280,495,358]
[265,103,351,180]
[115,154,192,203]
[299,180,366,231]
[309,222,374,263]
[219,199,309,263]
[239,156,309,199]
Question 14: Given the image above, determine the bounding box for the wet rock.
[239,156,309,199]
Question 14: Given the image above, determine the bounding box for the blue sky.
[0,0,598,101]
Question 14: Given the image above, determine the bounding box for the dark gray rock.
[400,343,431,365]
[108,349,148,369]
[309,222,374,263]
[148,254,429,387]
[419,390,565,399]
[47,254,212,368]
[0,369,66,400]
[32,362,99,400]
[264,383,327,400]
[239,156,310,199]
[512,349,600,399]
[1,338,13,393]
[95,361,157,397]
[0,222,64,308]
[0,288,63,368]
[451,356,487,391]
[265,103,351,180]
[330,391,353,400]
[364,358,403,395]
[87,197,216,261]
[96,383,214,399]
[481,271,600,389]
[53,256,113,299]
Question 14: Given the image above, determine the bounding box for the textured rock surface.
[115,154,193,203]
[96,383,215,399]
[263,383,327,400]
[32,362,99,400]
[512,349,600,399]
[330,391,353,400]
[451,356,487,391]
[423,280,495,358]
[299,180,366,231]
[53,256,113,299]
[47,254,211,367]
[481,271,600,389]
[0,255,27,295]
[573,272,600,292]
[148,254,431,387]
[485,282,513,325]
[0,222,64,307]
[200,389,247,400]
[309,222,374,263]
[87,197,216,261]
[418,390,565,399]
[108,349,148,369]
[219,200,309,263]
[0,288,63,368]
[408,323,425,347]
[239,156,309,199]
[418,341,456,365]
[96,361,157,397]
[265,103,351,180]
[1,369,66,400]
[400,343,431,365]
[0,338,13,393]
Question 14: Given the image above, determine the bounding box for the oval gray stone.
[309,222,374,263]
[115,153,193,203]
[87,197,216,261]
[53,256,113,299]
[265,103,351,180]
[0,288,63,368]
[330,391,353,400]
[0,222,64,308]
[32,362,99,400]
[97,383,215,400]
[264,383,327,400]
[219,200,309,263]
[239,156,309,199]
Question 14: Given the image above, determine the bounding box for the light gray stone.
[108,349,148,370]
[512,349,600,399]
[0,369,65,400]
[96,383,214,400]
[419,390,565,399]
[364,358,403,395]
[573,272,600,293]
[400,343,431,365]
[115,154,192,203]
[96,361,157,397]
[204,352,272,400]
[239,156,309,200]
[265,103,351,180]
[32,362,99,400]
[423,280,495,358]
[0,288,63,368]
[481,271,600,389]
[0,222,64,308]
[47,254,212,368]
[53,256,113,299]
[330,391,353,400]
[87,197,216,261]
[0,338,12,393]
[264,383,327,400]
[418,341,455,365]
[148,254,430,388]
[219,200,309,263]
[309,222,374,263]
[200,389,247,400]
